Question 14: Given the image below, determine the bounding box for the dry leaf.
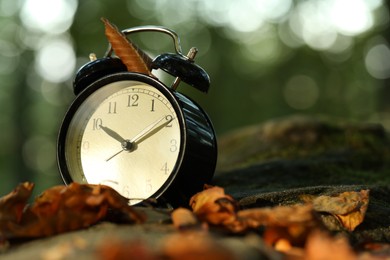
[171,207,204,230]
[238,204,315,227]
[189,185,238,227]
[0,182,145,240]
[97,232,238,260]
[311,190,369,231]
[160,231,238,260]
[0,182,34,224]
[274,238,305,259]
[187,186,321,241]
[102,17,152,75]
[238,204,319,246]
[305,230,356,260]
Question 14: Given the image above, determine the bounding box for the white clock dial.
[64,80,182,205]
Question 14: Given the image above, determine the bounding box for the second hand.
[106,149,124,162]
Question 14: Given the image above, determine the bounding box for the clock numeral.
[150,99,155,112]
[170,139,178,152]
[165,115,173,127]
[108,102,117,114]
[92,118,103,130]
[127,94,139,107]
[145,179,152,193]
[161,162,170,175]
[82,141,90,150]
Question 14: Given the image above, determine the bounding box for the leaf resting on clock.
[0,182,145,241]
[102,17,153,75]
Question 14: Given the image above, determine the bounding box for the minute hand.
[130,115,173,144]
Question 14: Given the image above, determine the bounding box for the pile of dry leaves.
[171,185,376,259]
[1,182,389,259]
[97,185,387,259]
[0,182,145,241]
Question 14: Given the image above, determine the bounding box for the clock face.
[59,78,183,205]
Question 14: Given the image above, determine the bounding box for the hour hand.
[100,125,125,143]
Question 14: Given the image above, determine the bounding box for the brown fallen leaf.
[189,185,238,228]
[274,238,306,259]
[187,186,321,241]
[179,186,380,257]
[97,231,240,260]
[303,190,369,231]
[102,17,152,75]
[304,230,357,260]
[238,204,316,227]
[171,207,204,230]
[0,182,34,224]
[0,182,145,240]
[160,231,238,260]
[237,204,320,246]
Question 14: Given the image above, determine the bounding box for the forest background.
[0,0,389,197]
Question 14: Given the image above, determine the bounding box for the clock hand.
[105,115,173,162]
[106,149,124,162]
[106,138,134,162]
[101,126,126,162]
[130,115,173,144]
[100,125,125,143]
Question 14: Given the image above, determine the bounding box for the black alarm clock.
[57,26,217,207]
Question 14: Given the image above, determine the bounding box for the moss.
[218,115,390,172]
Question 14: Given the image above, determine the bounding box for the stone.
[214,115,390,243]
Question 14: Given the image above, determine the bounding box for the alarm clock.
[57,26,217,207]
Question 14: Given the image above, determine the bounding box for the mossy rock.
[217,115,390,173]
[213,115,390,242]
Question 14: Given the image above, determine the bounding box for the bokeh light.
[329,0,374,36]
[365,41,390,79]
[20,0,77,34]
[35,37,76,83]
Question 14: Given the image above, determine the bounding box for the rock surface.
[1,115,390,259]
[214,115,390,244]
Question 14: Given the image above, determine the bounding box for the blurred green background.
[1,0,390,197]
